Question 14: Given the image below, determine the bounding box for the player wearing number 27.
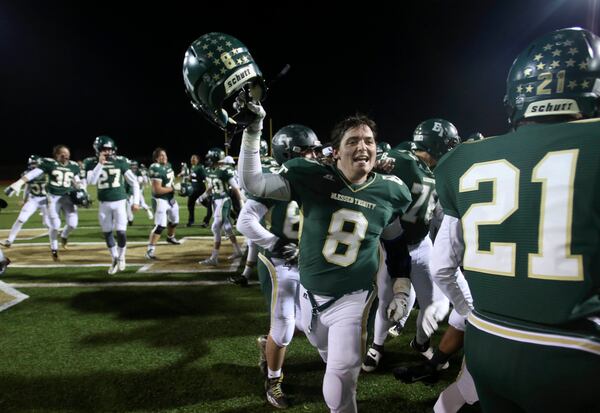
[84,135,140,275]
[432,27,600,412]
[239,107,412,413]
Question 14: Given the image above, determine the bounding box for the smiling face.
[333,124,376,184]
[55,147,70,164]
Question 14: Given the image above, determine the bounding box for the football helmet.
[129,160,139,173]
[179,183,194,197]
[183,32,267,132]
[69,189,91,208]
[27,154,40,170]
[93,135,117,156]
[412,119,460,160]
[260,139,269,157]
[505,27,600,127]
[205,147,225,166]
[376,141,391,156]
[466,132,485,142]
[272,124,321,165]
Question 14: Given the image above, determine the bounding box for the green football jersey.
[206,166,235,200]
[84,156,130,202]
[279,158,412,296]
[39,158,80,196]
[190,164,207,189]
[436,119,600,327]
[25,172,47,198]
[384,148,436,244]
[149,162,175,200]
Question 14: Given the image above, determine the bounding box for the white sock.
[118,246,126,258]
[267,368,282,379]
[110,246,118,259]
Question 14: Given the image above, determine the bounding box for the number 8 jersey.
[279,158,411,296]
[435,119,600,326]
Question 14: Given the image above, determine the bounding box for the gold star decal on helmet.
[550,60,560,69]
[212,74,221,81]
[534,53,543,62]
[220,68,226,74]
[516,85,523,93]
[207,51,214,58]
[551,49,561,57]
[218,35,225,40]
[565,58,575,67]
[567,80,577,90]
[543,43,553,51]
[236,58,243,65]
[216,46,223,52]
[225,41,232,47]
[579,60,588,70]
[581,80,590,89]
[567,47,578,55]
[524,67,533,77]
[553,34,564,40]
[202,44,209,50]
[563,39,573,46]
[536,62,545,70]
[525,84,533,93]
[242,55,249,63]
[213,59,221,66]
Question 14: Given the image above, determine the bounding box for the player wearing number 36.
[432,27,600,412]
[239,107,412,413]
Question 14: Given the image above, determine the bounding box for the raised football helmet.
[412,119,460,160]
[272,124,321,165]
[205,148,225,166]
[27,155,40,170]
[260,139,269,157]
[376,141,391,156]
[505,27,600,128]
[183,32,267,133]
[93,135,117,156]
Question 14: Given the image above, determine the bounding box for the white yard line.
[8,280,257,288]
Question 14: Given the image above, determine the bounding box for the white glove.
[386,277,412,323]
[422,299,451,337]
[246,101,266,133]
[4,180,25,197]
[173,182,181,192]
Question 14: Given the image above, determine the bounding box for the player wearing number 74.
[432,27,600,412]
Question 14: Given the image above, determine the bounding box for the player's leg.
[4,198,38,246]
[201,198,223,265]
[59,195,78,248]
[264,260,300,408]
[146,198,167,259]
[221,199,242,259]
[99,201,119,275]
[47,194,62,260]
[322,290,376,413]
[126,196,134,225]
[165,200,180,244]
[114,199,128,271]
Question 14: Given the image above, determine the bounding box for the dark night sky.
[0,1,597,172]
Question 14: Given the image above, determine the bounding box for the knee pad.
[116,231,127,248]
[153,225,165,235]
[270,317,295,347]
[103,232,116,248]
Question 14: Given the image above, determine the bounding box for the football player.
[184,154,207,227]
[433,27,600,412]
[199,148,243,265]
[239,106,412,413]
[2,155,51,248]
[85,136,140,274]
[145,148,181,260]
[124,160,154,225]
[5,145,84,260]
[363,119,460,372]
[235,124,320,408]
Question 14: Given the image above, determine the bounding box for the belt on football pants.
[304,290,344,333]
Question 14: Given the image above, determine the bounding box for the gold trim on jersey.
[333,167,377,193]
[258,252,279,328]
[468,312,600,356]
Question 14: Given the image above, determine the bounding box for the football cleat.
[118,256,126,272]
[227,251,243,260]
[257,335,268,375]
[228,274,249,287]
[388,323,404,338]
[361,346,383,373]
[393,361,440,384]
[166,236,181,245]
[51,249,59,261]
[108,258,119,275]
[1,239,11,248]
[60,237,68,249]
[265,374,289,409]
[410,337,449,369]
[144,250,157,260]
[200,256,218,266]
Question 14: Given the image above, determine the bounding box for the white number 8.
[322,209,368,267]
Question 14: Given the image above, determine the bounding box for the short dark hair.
[152,147,166,161]
[53,144,69,157]
[330,114,377,150]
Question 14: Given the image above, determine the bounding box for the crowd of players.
[1,25,599,413]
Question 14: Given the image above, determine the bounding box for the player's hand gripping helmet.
[412,119,460,161]
[93,135,117,157]
[69,189,91,208]
[505,27,600,128]
[183,32,267,133]
[272,124,321,165]
[466,132,485,142]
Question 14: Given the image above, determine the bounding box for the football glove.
[246,100,266,133]
[270,237,299,265]
[422,299,450,338]
[4,180,25,197]
[387,277,412,323]
[173,182,182,192]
